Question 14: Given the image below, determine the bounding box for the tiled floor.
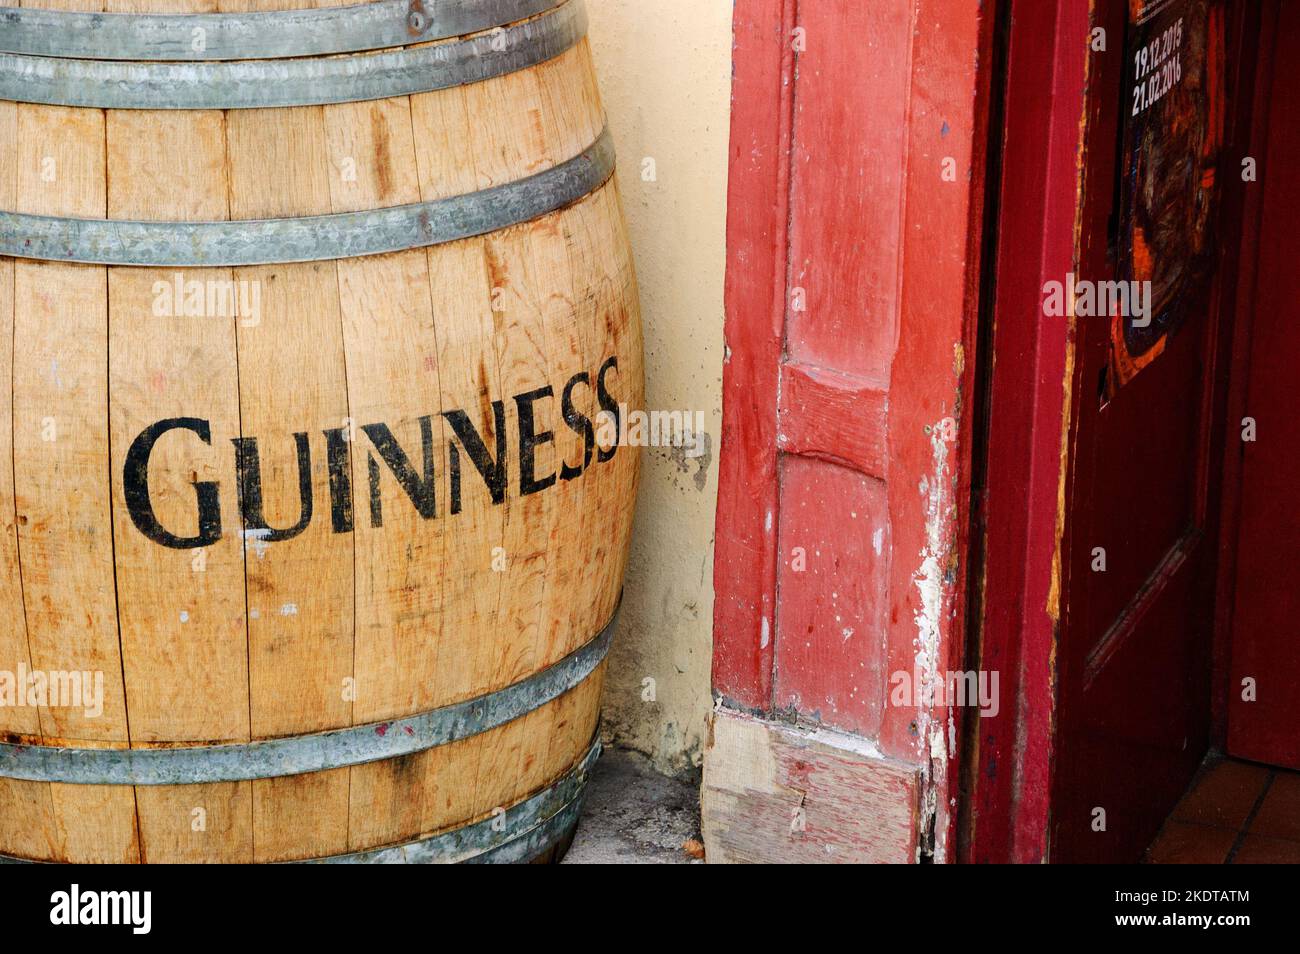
[1146,756,1300,863]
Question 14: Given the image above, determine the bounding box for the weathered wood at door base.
[702,707,920,864]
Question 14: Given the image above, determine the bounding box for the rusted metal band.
[0,737,599,864]
[0,0,560,62]
[0,0,583,110]
[0,126,613,267]
[0,608,614,786]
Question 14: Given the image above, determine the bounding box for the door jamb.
[1209,0,1277,753]
[959,0,1088,865]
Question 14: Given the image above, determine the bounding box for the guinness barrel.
[0,0,641,863]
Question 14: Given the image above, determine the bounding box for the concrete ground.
[562,746,704,864]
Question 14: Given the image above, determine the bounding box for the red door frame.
[964,0,1268,863]
[713,0,996,862]
[958,0,1086,865]
[711,0,794,713]
[1210,0,1280,759]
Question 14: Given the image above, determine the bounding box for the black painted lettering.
[227,434,310,545]
[596,356,621,463]
[124,418,222,549]
[515,386,556,497]
[448,442,463,516]
[123,362,620,548]
[367,453,383,527]
[231,433,314,543]
[323,427,354,534]
[560,372,594,481]
[442,402,507,510]
[362,417,437,526]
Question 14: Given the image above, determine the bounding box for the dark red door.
[1051,0,1241,863]
[1227,0,1300,772]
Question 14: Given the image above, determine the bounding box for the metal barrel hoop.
[0,606,616,786]
[0,126,616,266]
[0,0,562,61]
[0,0,586,109]
[0,736,602,864]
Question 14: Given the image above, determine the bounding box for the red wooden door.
[1051,0,1242,862]
[1227,0,1300,771]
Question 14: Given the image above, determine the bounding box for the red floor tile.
[1147,820,1238,864]
[1170,759,1271,831]
[1230,834,1300,864]
[1248,772,1300,842]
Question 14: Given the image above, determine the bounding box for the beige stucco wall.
[585,0,732,775]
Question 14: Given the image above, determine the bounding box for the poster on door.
[1107,0,1225,400]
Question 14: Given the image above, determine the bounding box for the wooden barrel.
[0,0,641,863]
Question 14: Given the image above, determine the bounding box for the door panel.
[1227,0,1300,770]
[1079,323,1205,656]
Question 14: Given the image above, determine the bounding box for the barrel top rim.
[0,0,586,109]
[0,0,565,62]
